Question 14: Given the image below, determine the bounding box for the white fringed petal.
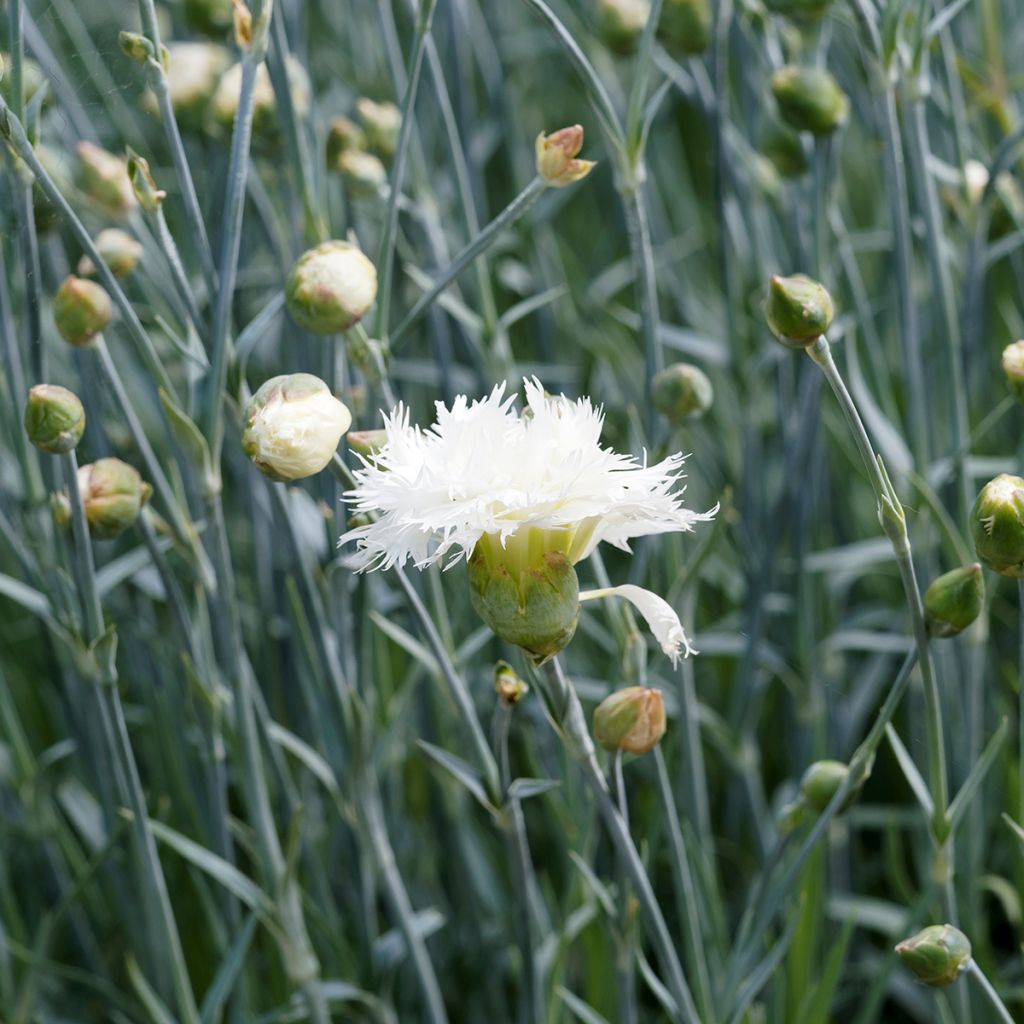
[580,585,695,666]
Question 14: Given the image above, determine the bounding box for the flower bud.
[155,42,229,124]
[762,123,809,178]
[536,126,596,188]
[964,159,989,206]
[77,228,144,279]
[126,150,166,213]
[658,0,711,55]
[212,57,309,135]
[593,686,667,755]
[118,31,156,64]
[895,925,971,987]
[347,429,389,459]
[77,458,150,539]
[326,115,367,168]
[924,564,984,638]
[598,0,651,56]
[24,384,86,454]
[771,66,848,135]
[338,150,387,196]
[51,490,71,529]
[971,474,1024,577]
[765,273,834,347]
[242,373,352,482]
[468,540,579,665]
[652,363,713,423]
[799,759,849,813]
[495,661,529,706]
[1001,341,1024,403]
[76,142,136,218]
[1,53,46,106]
[355,98,401,159]
[53,275,113,347]
[285,240,378,334]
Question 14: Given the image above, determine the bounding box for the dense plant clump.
[1,1,1023,1022]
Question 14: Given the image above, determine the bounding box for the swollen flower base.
[343,379,716,664]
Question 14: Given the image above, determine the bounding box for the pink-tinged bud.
[593,686,667,755]
[77,228,144,279]
[76,141,136,219]
[77,458,151,539]
[535,126,596,188]
[53,276,113,347]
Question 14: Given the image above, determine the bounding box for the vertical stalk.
[611,751,638,1024]
[966,960,1015,1024]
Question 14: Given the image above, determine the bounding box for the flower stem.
[541,658,699,1024]
[611,751,638,1024]
[1019,578,1024,824]
[966,960,1015,1024]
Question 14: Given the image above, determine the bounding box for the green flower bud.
[659,0,711,55]
[652,363,714,423]
[971,474,1024,577]
[242,374,352,482]
[468,536,579,665]
[53,275,113,347]
[762,0,832,23]
[765,273,834,347]
[326,115,367,168]
[495,660,529,706]
[347,429,389,459]
[762,122,809,179]
[800,759,849,813]
[338,150,387,196]
[285,241,378,334]
[536,125,596,188]
[77,458,150,539]
[77,228,144,279]
[0,53,46,107]
[51,490,71,529]
[593,686,667,755]
[118,31,156,64]
[1001,341,1024,403]
[924,564,984,638]
[355,98,401,159]
[24,384,86,454]
[771,65,848,135]
[126,149,166,214]
[76,141,136,219]
[895,925,971,987]
[598,0,651,56]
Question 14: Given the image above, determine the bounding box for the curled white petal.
[580,585,695,666]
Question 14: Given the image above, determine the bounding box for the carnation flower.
[342,379,716,664]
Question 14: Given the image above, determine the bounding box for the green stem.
[611,751,638,1024]
[966,960,1015,1024]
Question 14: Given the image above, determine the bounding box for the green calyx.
[800,759,849,813]
[895,925,971,987]
[924,564,984,638]
[24,384,86,454]
[765,273,834,346]
[971,474,1024,577]
[652,363,714,423]
[771,65,848,135]
[468,534,579,665]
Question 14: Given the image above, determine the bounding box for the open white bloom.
[343,378,716,663]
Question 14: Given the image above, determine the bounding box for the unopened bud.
[212,57,309,134]
[356,98,401,159]
[765,273,834,347]
[598,0,651,56]
[77,458,150,539]
[157,42,230,123]
[242,373,352,482]
[964,160,989,206]
[78,228,143,279]
[495,661,529,706]
[1001,341,1024,403]
[347,429,389,459]
[924,564,984,638]
[762,123,808,178]
[54,275,113,347]
[51,490,71,529]
[76,142,136,218]
[652,363,713,423]
[895,925,971,987]
[339,150,387,196]
[285,240,378,334]
[126,149,166,213]
[658,0,711,55]
[971,474,1024,577]
[118,31,156,64]
[326,115,367,168]
[1,53,46,107]
[800,759,849,813]
[593,686,667,755]
[536,125,595,188]
[24,385,86,454]
[771,65,848,135]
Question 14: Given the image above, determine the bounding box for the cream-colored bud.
[593,687,667,755]
[155,42,230,123]
[964,159,989,206]
[77,458,150,539]
[338,150,387,196]
[76,142,137,219]
[211,55,309,134]
[242,374,352,482]
[356,98,401,159]
[536,125,596,188]
[77,228,144,279]
[285,240,378,334]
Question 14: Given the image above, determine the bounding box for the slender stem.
[390,177,545,348]
[611,751,638,1024]
[624,0,665,153]
[541,658,699,1024]
[152,208,204,333]
[1019,578,1024,824]
[967,960,1015,1024]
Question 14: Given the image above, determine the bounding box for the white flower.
[579,585,695,666]
[342,378,716,662]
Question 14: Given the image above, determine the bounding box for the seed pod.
[77,228,144,279]
[24,384,86,454]
[593,686,667,755]
[53,275,113,347]
[77,458,150,539]
[536,125,595,188]
[652,363,714,423]
[895,925,971,987]
[76,142,136,218]
[355,98,401,159]
[771,65,848,135]
[242,373,353,482]
[765,273,834,347]
[285,240,378,334]
[598,0,651,56]
[924,564,984,638]
[659,0,711,55]
[971,474,1024,577]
